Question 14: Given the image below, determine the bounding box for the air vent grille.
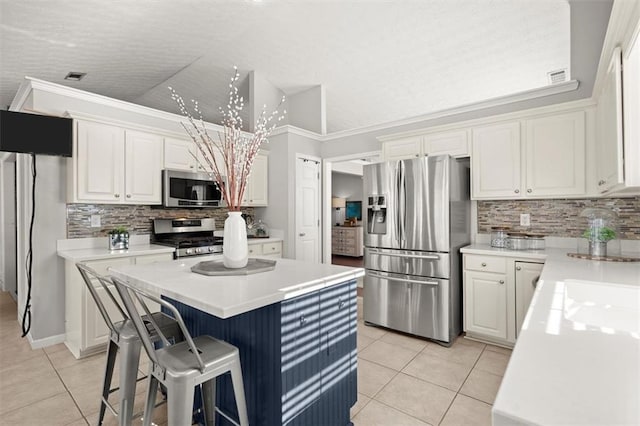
[547,69,567,84]
[64,72,86,81]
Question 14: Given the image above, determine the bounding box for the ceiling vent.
[64,72,86,81]
[547,69,567,85]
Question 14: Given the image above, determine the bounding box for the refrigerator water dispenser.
[367,195,387,234]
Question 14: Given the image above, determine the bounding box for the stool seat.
[76,263,183,426]
[112,275,250,426]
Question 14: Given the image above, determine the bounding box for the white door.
[295,157,321,263]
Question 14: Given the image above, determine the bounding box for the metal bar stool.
[112,275,249,426]
[76,263,183,426]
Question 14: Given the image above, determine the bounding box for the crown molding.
[377,97,596,142]
[325,80,580,141]
[270,124,324,141]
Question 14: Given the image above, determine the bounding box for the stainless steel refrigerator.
[363,155,470,344]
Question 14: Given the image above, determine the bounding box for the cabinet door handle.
[499,280,505,284]
[126,194,131,198]
[514,189,520,194]
[516,266,521,271]
[299,316,307,325]
[598,180,606,186]
[114,193,120,198]
[527,189,532,193]
[338,299,346,309]
[481,262,487,267]
[299,233,306,237]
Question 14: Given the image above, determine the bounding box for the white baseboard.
[27,332,66,350]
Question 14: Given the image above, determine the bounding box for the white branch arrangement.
[169,67,285,210]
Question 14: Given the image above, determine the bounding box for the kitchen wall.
[477,197,640,239]
[66,204,255,238]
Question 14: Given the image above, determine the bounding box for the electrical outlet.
[90,214,101,228]
[520,213,531,227]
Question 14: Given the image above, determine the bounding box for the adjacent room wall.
[332,172,363,201]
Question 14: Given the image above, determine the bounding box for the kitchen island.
[109,256,364,426]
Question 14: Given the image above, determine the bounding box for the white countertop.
[246,237,282,245]
[465,245,640,425]
[58,244,175,262]
[109,256,364,319]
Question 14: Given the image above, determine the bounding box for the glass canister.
[490,227,510,248]
[253,220,269,238]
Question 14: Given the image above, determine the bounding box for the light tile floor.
[0,291,511,425]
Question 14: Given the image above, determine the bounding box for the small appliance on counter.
[152,218,222,258]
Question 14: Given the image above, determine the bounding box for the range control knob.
[195,247,203,253]
[208,246,216,252]
[186,248,194,255]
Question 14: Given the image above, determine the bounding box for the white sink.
[563,280,640,334]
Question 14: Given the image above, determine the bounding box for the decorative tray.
[191,258,277,276]
[567,253,640,262]
[191,258,276,275]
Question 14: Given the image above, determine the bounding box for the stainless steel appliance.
[152,218,223,258]
[162,170,226,208]
[363,155,470,344]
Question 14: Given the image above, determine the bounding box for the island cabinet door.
[281,291,321,426]
[316,280,358,426]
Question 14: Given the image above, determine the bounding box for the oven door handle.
[367,272,439,286]
[368,249,440,260]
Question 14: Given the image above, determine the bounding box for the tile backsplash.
[67,204,255,238]
[477,197,640,240]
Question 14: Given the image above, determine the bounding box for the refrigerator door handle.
[367,272,439,286]
[367,249,441,260]
[398,161,406,244]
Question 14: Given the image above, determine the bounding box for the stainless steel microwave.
[162,170,226,208]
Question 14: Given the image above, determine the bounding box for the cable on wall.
[21,153,35,337]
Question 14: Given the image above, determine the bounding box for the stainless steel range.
[152,218,222,258]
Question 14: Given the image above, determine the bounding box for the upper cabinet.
[471,122,521,198]
[242,151,269,206]
[381,130,470,161]
[524,111,585,197]
[595,48,624,194]
[622,24,640,192]
[163,137,197,171]
[381,136,422,160]
[70,120,163,204]
[471,112,586,200]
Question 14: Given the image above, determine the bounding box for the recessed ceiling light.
[64,72,86,81]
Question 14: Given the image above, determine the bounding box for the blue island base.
[168,279,358,426]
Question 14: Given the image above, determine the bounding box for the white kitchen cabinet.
[75,120,125,202]
[423,129,469,157]
[524,111,585,197]
[164,137,197,171]
[381,136,422,160]
[595,48,624,194]
[71,120,163,204]
[463,253,544,347]
[247,239,282,258]
[471,112,586,199]
[64,252,172,359]
[514,261,544,336]
[242,152,269,206]
[124,130,163,203]
[463,255,510,342]
[471,122,521,199]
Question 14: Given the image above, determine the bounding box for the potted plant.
[581,226,616,257]
[108,226,129,250]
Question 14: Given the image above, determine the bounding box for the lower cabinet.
[463,253,543,347]
[170,279,358,426]
[64,252,173,359]
[247,239,282,258]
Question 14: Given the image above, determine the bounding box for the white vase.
[223,211,249,268]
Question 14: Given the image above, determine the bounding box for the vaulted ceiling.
[0,1,588,134]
